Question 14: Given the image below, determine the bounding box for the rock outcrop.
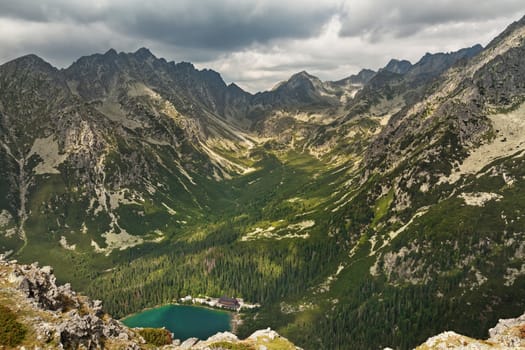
[1,256,142,349]
[415,312,525,349]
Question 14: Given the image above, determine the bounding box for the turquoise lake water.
[121,304,231,340]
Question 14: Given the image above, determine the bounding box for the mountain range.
[0,14,525,350]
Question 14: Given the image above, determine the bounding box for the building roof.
[218,296,239,305]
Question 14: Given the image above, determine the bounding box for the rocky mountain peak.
[227,82,248,97]
[333,68,377,86]
[291,70,316,80]
[0,53,69,111]
[486,14,525,50]
[133,47,156,61]
[173,61,196,71]
[382,59,412,74]
[104,48,118,57]
[469,43,484,53]
[253,69,338,110]
[227,82,242,90]
[275,70,322,92]
[2,54,58,75]
[412,44,483,74]
[352,68,376,84]
[396,45,481,84]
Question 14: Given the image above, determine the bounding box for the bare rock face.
[1,257,141,350]
[9,262,78,311]
[488,312,525,348]
[179,337,199,349]
[57,311,105,349]
[415,311,525,349]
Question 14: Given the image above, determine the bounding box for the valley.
[1,14,525,350]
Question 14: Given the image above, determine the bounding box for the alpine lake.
[122,304,232,341]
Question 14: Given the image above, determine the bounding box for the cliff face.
[0,255,300,350]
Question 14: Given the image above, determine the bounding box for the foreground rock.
[0,256,142,349]
[0,256,300,349]
[415,313,525,349]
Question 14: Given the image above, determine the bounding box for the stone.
[180,337,199,349]
[205,331,238,343]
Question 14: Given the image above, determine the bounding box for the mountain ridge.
[1,43,488,97]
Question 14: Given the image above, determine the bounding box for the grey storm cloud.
[340,0,525,40]
[0,1,524,92]
[0,0,341,50]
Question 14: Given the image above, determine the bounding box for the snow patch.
[174,161,196,185]
[248,178,261,185]
[331,190,357,213]
[152,230,166,243]
[200,142,256,177]
[241,227,276,241]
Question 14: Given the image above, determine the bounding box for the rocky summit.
[0,12,525,350]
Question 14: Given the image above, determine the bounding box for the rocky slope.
[0,255,300,349]
[415,312,525,349]
[0,255,143,349]
[0,37,488,260]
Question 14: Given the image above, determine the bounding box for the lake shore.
[230,312,242,334]
[121,304,233,341]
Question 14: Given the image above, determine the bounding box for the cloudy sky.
[0,1,524,92]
